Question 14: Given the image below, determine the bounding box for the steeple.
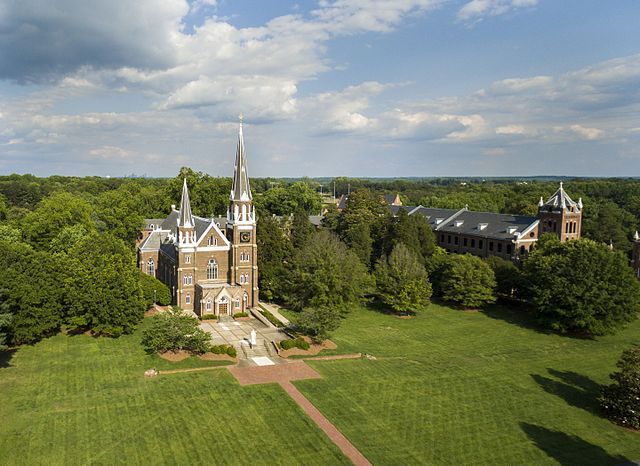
[178,178,194,228]
[230,115,252,202]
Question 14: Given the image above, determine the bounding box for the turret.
[537,182,582,242]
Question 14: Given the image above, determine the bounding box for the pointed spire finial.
[560,181,564,189]
[635,231,640,241]
[609,240,614,250]
[178,177,194,229]
[538,196,544,207]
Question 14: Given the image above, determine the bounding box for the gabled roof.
[437,210,538,240]
[230,121,252,202]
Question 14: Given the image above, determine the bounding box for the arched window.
[235,298,240,308]
[206,299,212,311]
[207,259,218,280]
[207,235,217,246]
[239,275,245,285]
[185,293,191,305]
[147,258,155,276]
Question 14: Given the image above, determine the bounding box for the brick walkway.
[227,361,371,466]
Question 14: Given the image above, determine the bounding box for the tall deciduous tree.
[0,240,66,344]
[65,234,145,337]
[286,230,372,312]
[599,345,640,429]
[295,307,341,343]
[523,235,640,335]
[439,254,496,308]
[23,192,96,249]
[375,243,432,314]
[257,215,292,302]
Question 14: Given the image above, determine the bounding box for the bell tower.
[227,115,258,308]
[537,182,583,242]
[177,178,196,310]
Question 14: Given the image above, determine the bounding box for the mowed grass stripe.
[295,304,640,465]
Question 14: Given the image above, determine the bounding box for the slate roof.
[309,215,323,227]
[436,210,538,240]
[540,182,581,212]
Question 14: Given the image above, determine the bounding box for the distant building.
[137,121,258,316]
[391,182,583,261]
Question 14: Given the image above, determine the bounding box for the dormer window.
[507,226,518,234]
[455,220,464,227]
[478,223,488,231]
[435,218,444,225]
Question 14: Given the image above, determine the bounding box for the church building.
[137,122,258,316]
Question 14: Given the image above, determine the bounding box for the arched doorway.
[218,296,229,316]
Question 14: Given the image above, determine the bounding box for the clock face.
[240,231,251,243]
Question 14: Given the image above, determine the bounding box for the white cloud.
[458,0,537,22]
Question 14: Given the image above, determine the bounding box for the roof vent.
[455,220,464,227]
[507,226,518,234]
[478,223,488,231]
[435,218,444,225]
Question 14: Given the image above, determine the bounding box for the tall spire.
[230,114,252,202]
[179,178,194,228]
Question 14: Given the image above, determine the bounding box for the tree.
[139,272,172,307]
[599,345,640,429]
[375,243,432,314]
[485,256,523,297]
[257,215,293,302]
[382,209,437,264]
[141,308,210,354]
[523,236,640,336]
[295,307,341,343]
[337,188,388,268]
[0,290,11,351]
[439,254,496,308]
[0,240,66,344]
[290,208,314,249]
[285,230,372,312]
[95,188,145,244]
[23,192,95,249]
[64,234,146,337]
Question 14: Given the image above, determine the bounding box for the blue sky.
[1,0,639,177]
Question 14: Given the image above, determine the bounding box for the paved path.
[228,361,371,466]
[159,366,229,375]
[281,381,371,466]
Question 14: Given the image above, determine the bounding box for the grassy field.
[1,304,638,465]
[0,319,349,465]
[296,303,640,464]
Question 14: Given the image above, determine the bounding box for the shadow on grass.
[0,349,15,368]
[520,423,629,465]
[481,302,549,334]
[531,369,601,415]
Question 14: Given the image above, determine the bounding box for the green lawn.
[0,319,349,465]
[296,303,640,464]
[1,305,638,465]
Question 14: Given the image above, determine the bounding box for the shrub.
[201,314,217,321]
[259,308,284,327]
[599,345,640,429]
[234,312,249,318]
[280,337,311,351]
[209,344,237,358]
[141,308,210,354]
[295,307,341,343]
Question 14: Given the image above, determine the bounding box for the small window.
[235,299,240,308]
[463,238,468,247]
[440,234,444,242]
[506,244,512,254]
[454,236,459,245]
[207,259,218,280]
[489,242,494,251]
[147,258,155,276]
[206,300,212,311]
[479,240,483,249]
[239,275,245,285]
[185,293,191,305]
[471,239,476,248]
[207,235,217,246]
[185,255,191,264]
[498,243,502,253]
[447,235,451,244]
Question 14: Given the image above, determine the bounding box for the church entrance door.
[219,303,228,315]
